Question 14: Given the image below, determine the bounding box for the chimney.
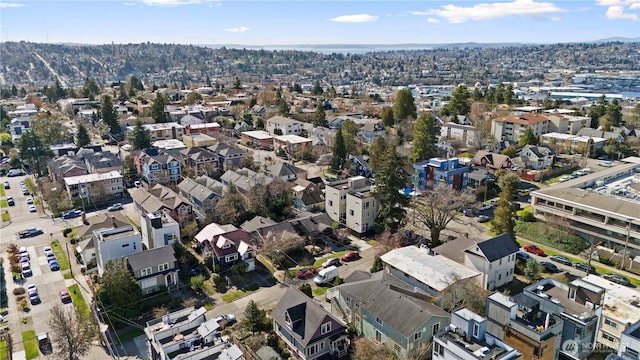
[111,216,117,229]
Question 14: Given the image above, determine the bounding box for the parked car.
[49,260,60,271]
[296,268,317,279]
[341,251,360,262]
[523,245,545,256]
[476,215,491,223]
[134,181,142,188]
[21,262,33,277]
[62,210,82,219]
[3,181,9,189]
[214,314,237,327]
[7,196,14,206]
[43,246,54,257]
[322,258,341,268]
[28,290,41,305]
[516,251,531,262]
[574,263,596,274]
[549,255,572,266]
[479,203,493,211]
[26,198,33,204]
[22,188,30,196]
[18,228,43,238]
[603,274,630,286]
[540,262,559,273]
[7,169,25,177]
[18,246,29,259]
[59,289,72,303]
[28,205,37,213]
[46,253,56,263]
[107,203,123,211]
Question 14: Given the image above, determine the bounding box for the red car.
[341,251,360,262]
[59,289,72,303]
[296,268,317,279]
[523,245,545,256]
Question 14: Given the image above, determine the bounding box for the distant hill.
[594,37,640,43]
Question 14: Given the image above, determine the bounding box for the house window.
[225,254,238,263]
[365,202,370,209]
[604,318,617,329]
[122,243,130,248]
[499,258,502,265]
[329,200,333,206]
[158,263,169,272]
[414,331,422,341]
[569,287,576,300]
[321,322,331,335]
[473,323,479,338]
[375,330,382,343]
[602,332,616,343]
[308,344,317,356]
[349,209,354,216]
[498,274,502,281]
[320,342,325,351]
[222,243,232,249]
[433,323,440,335]
[376,317,383,325]
[434,342,444,356]
[141,267,153,276]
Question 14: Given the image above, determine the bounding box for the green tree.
[30,112,70,145]
[589,95,608,128]
[330,129,347,171]
[129,120,152,150]
[606,99,623,127]
[472,86,483,101]
[278,97,290,115]
[313,102,327,127]
[76,124,91,147]
[504,84,516,105]
[374,146,408,232]
[150,93,169,123]
[312,80,323,96]
[491,181,517,239]
[292,83,303,93]
[496,171,521,199]
[518,127,539,147]
[82,77,100,99]
[48,304,94,360]
[502,145,518,159]
[298,283,313,298]
[341,119,358,154]
[234,77,242,90]
[242,300,267,335]
[17,131,53,176]
[213,183,249,226]
[368,137,390,173]
[370,257,383,273]
[95,259,143,324]
[542,92,554,110]
[248,97,257,108]
[381,107,394,127]
[524,259,540,283]
[410,113,438,162]
[0,132,13,155]
[393,89,417,121]
[129,75,144,91]
[184,91,202,105]
[101,95,121,136]
[255,117,264,130]
[447,85,471,116]
[190,275,205,293]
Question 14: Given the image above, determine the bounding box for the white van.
[314,265,338,285]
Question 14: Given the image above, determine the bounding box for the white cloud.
[225,26,250,33]
[420,0,564,23]
[427,18,441,23]
[329,14,379,23]
[596,0,639,20]
[123,2,136,5]
[0,2,26,8]
[408,10,430,16]
[140,0,219,6]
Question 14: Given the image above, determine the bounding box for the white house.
[266,115,304,135]
[440,122,480,148]
[517,145,555,170]
[140,210,180,250]
[619,320,640,359]
[94,224,142,275]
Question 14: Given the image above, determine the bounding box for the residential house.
[581,275,640,350]
[379,246,481,299]
[179,114,204,127]
[328,270,449,359]
[274,135,313,159]
[127,122,185,141]
[292,180,325,212]
[126,245,179,294]
[179,147,220,176]
[539,132,606,154]
[94,224,142,275]
[140,210,180,250]
[272,287,349,360]
[241,216,298,246]
[325,176,377,234]
[266,115,304,135]
[289,213,332,241]
[136,148,182,186]
[491,113,550,142]
[357,121,385,144]
[47,155,88,183]
[74,213,130,269]
[412,158,470,192]
[348,155,373,178]
[194,223,256,271]
[576,128,625,143]
[82,150,123,174]
[440,122,481,148]
[145,306,243,360]
[433,308,522,360]
[181,133,217,148]
[9,116,31,143]
[185,122,222,136]
[433,233,520,290]
[130,184,194,225]
[208,143,246,171]
[472,150,513,171]
[241,130,274,150]
[517,145,555,170]
[546,112,590,135]
[309,127,337,149]
[177,176,224,219]
[151,139,187,158]
[266,162,301,182]
[220,168,273,193]
[618,320,640,359]
[64,170,124,204]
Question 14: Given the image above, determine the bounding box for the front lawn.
[21,330,39,360]
[68,284,90,318]
[312,286,331,297]
[220,285,258,303]
[515,221,589,254]
[312,251,348,268]
[50,240,71,271]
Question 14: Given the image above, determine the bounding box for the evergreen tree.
[518,127,539,147]
[313,102,327,127]
[150,92,169,123]
[472,87,483,101]
[410,113,438,162]
[312,80,323,96]
[374,146,408,232]
[504,84,516,105]
[129,120,152,150]
[381,107,394,127]
[95,260,143,324]
[130,75,144,91]
[100,95,121,136]
[234,77,242,90]
[542,92,554,109]
[242,300,267,335]
[17,131,53,176]
[447,85,471,115]
[606,99,623,127]
[491,181,517,239]
[76,124,91,147]
[493,83,505,104]
[393,89,417,121]
[278,97,289,115]
[368,137,389,173]
[292,83,303,93]
[82,77,100,99]
[330,129,347,171]
[298,283,313,298]
[502,145,518,159]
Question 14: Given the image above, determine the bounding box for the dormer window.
[569,287,576,301]
[321,322,331,335]
[222,243,232,249]
[285,312,293,329]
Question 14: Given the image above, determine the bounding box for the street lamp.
[621,218,632,270]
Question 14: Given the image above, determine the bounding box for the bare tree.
[48,304,94,360]
[413,185,476,246]
[439,277,488,315]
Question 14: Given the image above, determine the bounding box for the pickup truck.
[38,332,52,355]
[18,228,44,238]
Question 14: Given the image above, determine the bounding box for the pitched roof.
[433,237,477,264]
[494,113,550,125]
[130,184,192,213]
[267,162,299,178]
[335,271,448,337]
[126,245,176,271]
[475,233,520,262]
[272,287,346,347]
[240,216,277,233]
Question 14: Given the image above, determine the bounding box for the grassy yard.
[116,327,145,343]
[50,240,71,271]
[0,200,7,208]
[24,178,34,193]
[257,254,275,273]
[221,286,258,303]
[0,339,8,360]
[68,284,90,318]
[312,251,348,268]
[312,286,331,297]
[21,330,39,360]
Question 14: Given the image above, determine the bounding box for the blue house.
[412,158,470,192]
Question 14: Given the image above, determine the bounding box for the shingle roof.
[476,233,520,262]
[126,245,176,271]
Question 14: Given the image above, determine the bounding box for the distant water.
[621,91,640,99]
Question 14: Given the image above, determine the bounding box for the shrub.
[519,211,536,222]
[515,221,589,254]
[13,287,25,295]
[62,228,73,237]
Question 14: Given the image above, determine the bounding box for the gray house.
[177,175,224,219]
[328,271,449,359]
[273,287,349,360]
[126,245,179,294]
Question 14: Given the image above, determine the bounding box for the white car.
[214,314,236,326]
[26,197,33,204]
[43,246,54,257]
[29,205,37,213]
[107,203,123,211]
[27,284,38,294]
[19,246,29,260]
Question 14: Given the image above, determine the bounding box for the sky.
[0,0,638,46]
